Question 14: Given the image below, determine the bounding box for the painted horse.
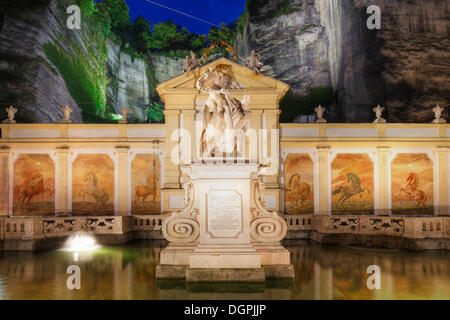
[79,173,109,209]
[332,173,371,207]
[286,174,311,206]
[400,173,427,207]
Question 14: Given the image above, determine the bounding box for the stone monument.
[156,63,293,282]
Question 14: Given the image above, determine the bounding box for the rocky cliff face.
[0,0,157,123]
[149,55,185,84]
[107,41,151,121]
[235,0,331,96]
[235,0,450,123]
[0,0,83,123]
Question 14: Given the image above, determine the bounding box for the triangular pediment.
[157,57,289,100]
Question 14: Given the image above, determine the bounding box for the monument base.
[186,268,265,283]
[160,244,196,265]
[189,244,261,269]
[263,265,295,279]
[156,265,188,279]
[156,264,294,281]
[253,243,291,265]
[157,163,294,282]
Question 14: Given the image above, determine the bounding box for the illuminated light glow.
[63,232,100,252]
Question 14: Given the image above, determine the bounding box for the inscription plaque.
[207,190,242,238]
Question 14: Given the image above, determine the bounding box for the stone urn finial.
[432,105,446,124]
[119,107,129,124]
[3,106,17,124]
[315,105,327,123]
[373,104,386,123]
[60,105,73,123]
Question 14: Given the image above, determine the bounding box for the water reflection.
[0,240,448,300]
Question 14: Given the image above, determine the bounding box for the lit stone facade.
[0,58,448,250]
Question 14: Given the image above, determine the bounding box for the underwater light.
[63,232,100,252]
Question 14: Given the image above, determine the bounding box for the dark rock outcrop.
[0,0,154,123]
[235,0,450,123]
[0,0,83,123]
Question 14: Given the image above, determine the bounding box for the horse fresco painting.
[13,154,55,216]
[72,154,114,215]
[131,154,161,215]
[284,154,314,214]
[391,153,434,215]
[331,154,374,215]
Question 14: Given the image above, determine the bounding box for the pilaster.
[0,146,10,216]
[377,146,390,215]
[164,109,181,189]
[56,146,69,216]
[116,146,129,216]
[317,146,330,214]
[437,147,448,215]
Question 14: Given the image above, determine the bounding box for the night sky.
[125,0,247,34]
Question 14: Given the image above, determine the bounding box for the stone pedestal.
[157,164,293,282]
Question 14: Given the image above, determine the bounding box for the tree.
[78,0,97,15]
[131,16,152,53]
[98,0,131,37]
[208,23,234,45]
[208,26,221,44]
[149,21,178,51]
[190,34,206,51]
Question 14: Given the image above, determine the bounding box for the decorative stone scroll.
[250,179,287,243]
[162,182,200,243]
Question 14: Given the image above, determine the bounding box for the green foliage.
[146,102,165,123]
[149,21,177,51]
[131,16,152,53]
[43,42,106,122]
[78,0,97,15]
[147,21,206,54]
[208,23,235,44]
[246,0,296,21]
[97,0,131,38]
[94,10,112,37]
[236,11,248,36]
[105,112,122,122]
[94,1,235,58]
[279,87,336,123]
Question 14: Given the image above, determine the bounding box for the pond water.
[0,240,449,300]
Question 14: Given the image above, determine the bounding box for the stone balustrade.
[1,214,448,250]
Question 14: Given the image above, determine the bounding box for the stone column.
[437,147,448,215]
[163,109,181,189]
[263,109,281,188]
[317,146,330,215]
[249,109,263,163]
[377,146,390,215]
[0,146,10,216]
[116,146,129,216]
[181,109,196,165]
[56,146,69,216]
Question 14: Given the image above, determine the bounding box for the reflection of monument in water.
[156,59,294,282]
